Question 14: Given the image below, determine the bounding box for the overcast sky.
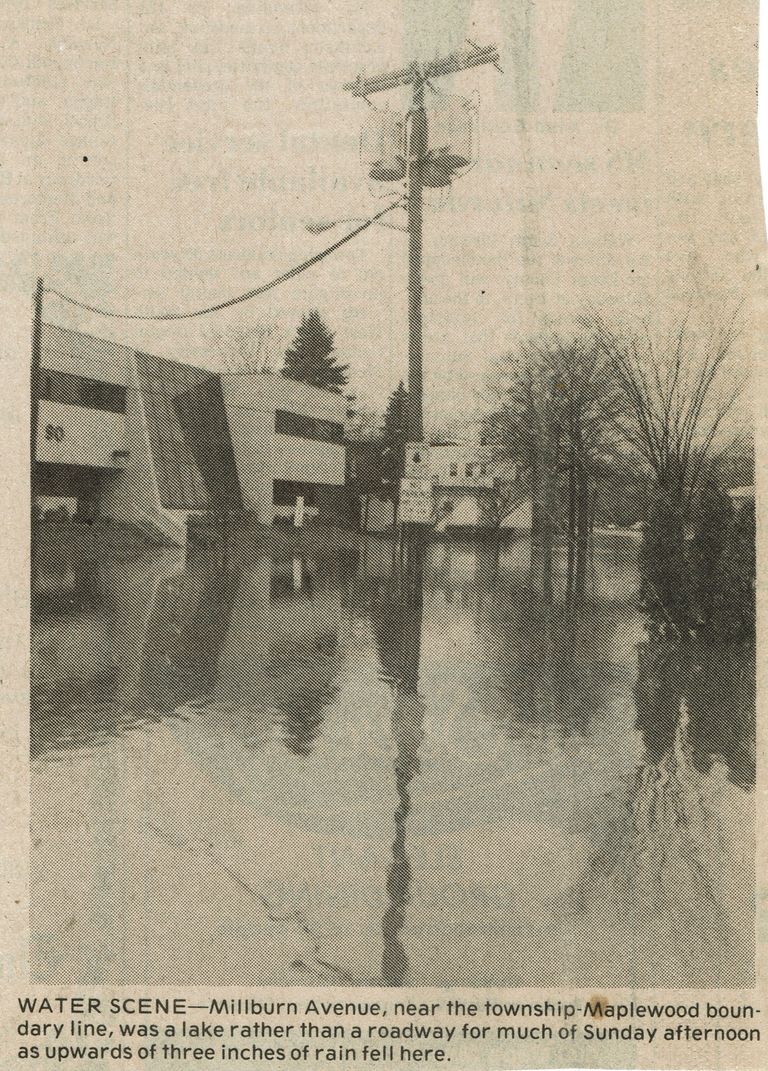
[31,0,761,433]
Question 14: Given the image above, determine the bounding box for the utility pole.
[407,76,426,444]
[31,277,44,559]
[345,43,500,447]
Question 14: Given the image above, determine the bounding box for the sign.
[293,495,305,528]
[36,401,127,469]
[399,478,434,525]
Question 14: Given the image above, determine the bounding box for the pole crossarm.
[344,43,500,96]
[343,38,500,456]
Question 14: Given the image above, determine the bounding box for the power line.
[45,200,404,322]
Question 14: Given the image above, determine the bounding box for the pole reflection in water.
[30,533,755,987]
[371,533,426,986]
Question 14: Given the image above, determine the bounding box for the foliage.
[379,381,410,491]
[283,310,349,393]
[705,499,755,645]
[640,475,754,646]
[383,381,410,443]
[639,487,690,639]
[211,324,280,373]
[591,304,745,518]
[688,477,735,630]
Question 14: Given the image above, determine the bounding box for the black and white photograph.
[26,0,760,1005]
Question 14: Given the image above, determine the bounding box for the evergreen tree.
[688,476,734,633]
[380,381,410,493]
[639,489,690,639]
[383,381,409,442]
[711,500,756,645]
[282,310,349,393]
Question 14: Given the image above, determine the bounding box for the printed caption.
[14,995,762,1064]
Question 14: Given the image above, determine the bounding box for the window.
[36,369,127,413]
[79,379,127,412]
[465,463,474,477]
[449,463,458,477]
[135,353,242,511]
[479,464,487,476]
[275,410,343,443]
[316,418,344,442]
[273,480,318,506]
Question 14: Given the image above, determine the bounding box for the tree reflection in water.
[474,552,623,741]
[553,628,756,986]
[30,533,754,986]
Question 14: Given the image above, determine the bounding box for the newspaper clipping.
[4,0,767,1069]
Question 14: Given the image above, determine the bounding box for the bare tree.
[591,303,746,518]
[484,345,558,598]
[484,327,621,604]
[209,324,282,374]
[590,302,748,633]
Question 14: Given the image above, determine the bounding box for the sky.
[29,0,763,434]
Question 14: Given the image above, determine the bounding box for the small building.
[499,498,533,531]
[403,441,500,529]
[33,324,347,544]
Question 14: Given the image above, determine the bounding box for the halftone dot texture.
[30,526,755,987]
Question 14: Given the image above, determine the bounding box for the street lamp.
[306,216,409,235]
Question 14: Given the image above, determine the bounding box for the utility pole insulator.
[345,41,500,458]
[344,44,499,98]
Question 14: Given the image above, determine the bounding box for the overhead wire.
[44,200,405,322]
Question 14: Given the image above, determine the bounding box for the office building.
[33,324,347,544]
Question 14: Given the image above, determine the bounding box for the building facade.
[220,373,347,527]
[34,324,134,521]
[403,441,500,529]
[33,324,347,544]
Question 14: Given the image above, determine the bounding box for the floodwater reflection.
[30,535,754,986]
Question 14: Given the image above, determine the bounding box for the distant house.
[403,441,501,529]
[499,498,533,531]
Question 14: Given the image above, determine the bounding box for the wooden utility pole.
[31,277,44,558]
[406,77,426,444]
[345,43,499,446]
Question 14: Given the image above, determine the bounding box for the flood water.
[31,534,755,987]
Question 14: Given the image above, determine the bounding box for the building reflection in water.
[30,549,188,756]
[208,552,347,755]
[30,534,755,987]
[31,545,353,761]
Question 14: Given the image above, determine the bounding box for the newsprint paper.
[2,0,767,1069]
